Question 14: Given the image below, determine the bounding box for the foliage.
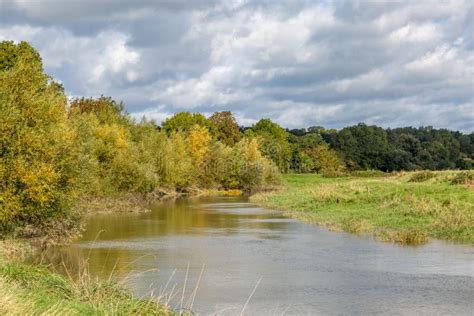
[208,111,242,146]
[0,41,77,233]
[0,41,42,71]
[68,98,158,195]
[228,138,281,192]
[69,96,128,125]
[387,126,471,171]
[449,171,473,185]
[156,131,194,189]
[334,123,392,171]
[409,171,436,183]
[298,145,343,174]
[288,124,474,173]
[1,42,280,236]
[161,112,210,134]
[246,119,292,172]
[188,124,211,167]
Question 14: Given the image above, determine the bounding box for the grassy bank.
[251,171,474,245]
[0,241,174,315]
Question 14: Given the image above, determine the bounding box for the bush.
[450,171,474,185]
[299,145,344,174]
[229,138,281,192]
[409,171,436,182]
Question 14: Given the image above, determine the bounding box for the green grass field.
[251,171,474,244]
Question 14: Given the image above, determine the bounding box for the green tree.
[335,123,391,170]
[246,119,292,172]
[299,145,343,174]
[0,41,42,71]
[229,138,281,191]
[68,97,158,194]
[155,131,194,189]
[208,111,241,146]
[161,112,210,134]
[200,141,233,188]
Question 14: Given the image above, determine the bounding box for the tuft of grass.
[342,219,373,234]
[0,241,174,315]
[321,170,349,178]
[449,171,474,185]
[251,171,474,245]
[375,230,428,245]
[351,170,388,178]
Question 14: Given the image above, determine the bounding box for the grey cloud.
[0,0,472,131]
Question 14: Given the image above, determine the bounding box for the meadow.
[251,171,474,245]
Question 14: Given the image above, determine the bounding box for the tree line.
[0,41,279,235]
[289,124,473,173]
[0,41,472,235]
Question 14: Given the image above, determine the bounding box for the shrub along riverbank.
[251,171,474,245]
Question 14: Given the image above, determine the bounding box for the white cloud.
[1,0,473,131]
[389,23,440,43]
[0,24,142,92]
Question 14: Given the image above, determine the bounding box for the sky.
[0,0,473,131]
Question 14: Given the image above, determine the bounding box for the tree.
[208,111,241,146]
[201,141,232,188]
[388,127,468,170]
[188,124,211,167]
[0,41,77,230]
[69,96,128,126]
[156,131,194,189]
[456,133,473,158]
[161,112,210,134]
[288,131,326,172]
[68,96,158,194]
[0,41,42,71]
[335,123,391,170]
[229,138,281,191]
[299,145,343,174]
[246,119,292,172]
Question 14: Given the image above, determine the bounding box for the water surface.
[58,196,473,315]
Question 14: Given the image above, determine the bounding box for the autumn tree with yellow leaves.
[0,41,78,233]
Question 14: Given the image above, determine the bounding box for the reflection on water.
[47,196,473,315]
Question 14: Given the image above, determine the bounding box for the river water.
[56,196,473,315]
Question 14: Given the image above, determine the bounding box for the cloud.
[0,0,472,131]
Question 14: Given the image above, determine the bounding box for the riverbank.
[0,240,174,315]
[5,188,244,247]
[251,171,474,245]
[75,188,244,215]
[0,189,245,315]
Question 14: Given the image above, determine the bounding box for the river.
[52,196,473,315]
